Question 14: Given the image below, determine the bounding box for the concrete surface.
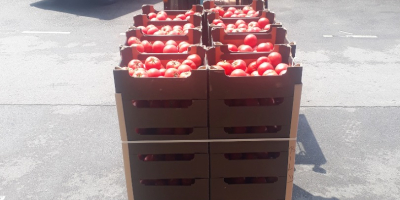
[0,0,400,199]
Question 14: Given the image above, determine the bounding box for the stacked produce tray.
[114,1,301,200]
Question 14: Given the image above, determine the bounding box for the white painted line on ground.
[120,33,126,36]
[323,34,377,38]
[339,30,353,34]
[0,196,5,200]
[345,35,378,38]
[22,31,70,34]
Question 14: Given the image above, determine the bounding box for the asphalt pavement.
[0,0,399,199]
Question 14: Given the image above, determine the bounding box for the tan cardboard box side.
[122,143,134,200]
[116,93,128,141]
[290,84,302,138]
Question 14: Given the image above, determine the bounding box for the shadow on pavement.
[30,0,161,20]
[296,114,327,174]
[293,184,340,200]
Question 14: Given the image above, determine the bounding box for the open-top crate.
[206,44,302,139]
[203,0,266,11]
[142,4,203,17]
[114,45,208,141]
[133,13,203,28]
[125,27,203,45]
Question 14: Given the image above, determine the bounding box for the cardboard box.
[203,0,265,11]
[206,44,302,139]
[142,4,204,17]
[125,27,203,45]
[210,177,286,200]
[122,143,209,200]
[122,143,209,179]
[210,25,288,47]
[210,141,289,177]
[114,45,208,141]
[133,13,203,28]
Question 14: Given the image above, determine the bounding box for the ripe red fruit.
[223,11,233,18]
[159,68,166,76]
[156,13,167,20]
[185,10,195,17]
[164,68,179,77]
[152,41,165,53]
[216,23,226,29]
[163,45,178,53]
[227,7,237,13]
[215,6,225,16]
[179,71,191,78]
[258,62,274,75]
[212,19,223,25]
[244,34,257,47]
[177,64,192,74]
[145,56,162,70]
[256,42,274,52]
[279,70,287,75]
[141,40,152,53]
[183,23,195,30]
[263,24,271,31]
[232,59,247,71]
[247,10,256,16]
[256,56,271,67]
[161,25,172,32]
[176,14,186,20]
[250,71,259,76]
[263,69,278,76]
[148,12,156,19]
[165,40,177,47]
[217,60,233,75]
[242,6,252,14]
[275,63,288,74]
[127,37,141,46]
[179,43,190,53]
[227,24,236,29]
[247,22,259,28]
[245,61,257,74]
[166,60,181,69]
[131,44,144,53]
[258,17,270,28]
[238,13,246,17]
[237,23,248,29]
[231,14,238,17]
[182,59,197,69]
[248,27,261,32]
[144,155,155,161]
[268,52,283,67]
[128,59,144,70]
[238,45,253,52]
[186,54,202,67]
[228,44,238,52]
[230,69,247,77]
[235,19,246,27]
[147,68,161,77]
[173,25,183,30]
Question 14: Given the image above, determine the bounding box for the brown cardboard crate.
[203,0,265,11]
[115,45,207,100]
[125,27,203,45]
[122,143,208,179]
[133,13,203,28]
[142,4,204,17]
[210,25,288,47]
[130,178,209,200]
[206,44,301,99]
[210,177,286,200]
[209,141,289,177]
[118,44,206,71]
[207,44,301,98]
[206,9,276,24]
